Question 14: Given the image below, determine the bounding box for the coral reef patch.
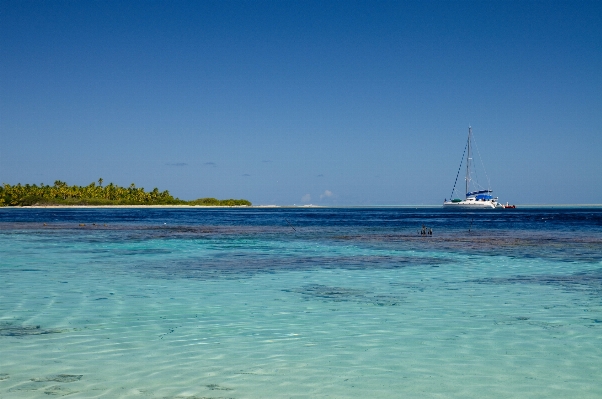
[285,284,403,306]
[0,322,66,337]
[472,268,602,294]
[42,385,79,396]
[31,374,83,383]
[205,383,233,390]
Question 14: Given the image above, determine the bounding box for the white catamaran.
[443,126,508,209]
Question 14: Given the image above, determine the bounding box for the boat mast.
[465,126,471,199]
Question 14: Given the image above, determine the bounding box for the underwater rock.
[493,317,564,329]
[118,248,173,255]
[369,294,403,306]
[472,268,602,294]
[0,373,9,381]
[42,385,78,396]
[288,284,366,300]
[32,374,83,383]
[205,384,233,391]
[8,381,45,392]
[0,322,65,337]
[285,284,403,306]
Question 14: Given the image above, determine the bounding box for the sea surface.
[1,207,601,398]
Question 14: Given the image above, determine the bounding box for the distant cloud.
[242,173,251,176]
[204,162,217,167]
[301,194,311,203]
[320,190,333,199]
[165,162,188,166]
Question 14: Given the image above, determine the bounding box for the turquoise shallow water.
[1,208,601,398]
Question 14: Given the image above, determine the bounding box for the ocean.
[1,207,601,398]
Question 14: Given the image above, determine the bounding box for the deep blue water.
[2,207,602,232]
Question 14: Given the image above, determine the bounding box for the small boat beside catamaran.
[443,126,515,209]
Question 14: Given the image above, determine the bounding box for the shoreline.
[0,204,601,209]
[0,205,257,209]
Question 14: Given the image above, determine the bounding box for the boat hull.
[443,200,498,209]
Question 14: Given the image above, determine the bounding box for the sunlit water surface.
[1,208,601,398]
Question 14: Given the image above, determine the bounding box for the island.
[0,179,251,207]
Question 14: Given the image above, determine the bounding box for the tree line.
[0,179,251,207]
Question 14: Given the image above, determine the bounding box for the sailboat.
[443,126,505,209]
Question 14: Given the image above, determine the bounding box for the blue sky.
[1,1,601,205]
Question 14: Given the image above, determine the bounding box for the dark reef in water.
[205,384,233,391]
[31,375,83,383]
[3,220,601,264]
[285,284,403,306]
[0,322,66,337]
[7,374,82,396]
[332,233,602,264]
[136,253,448,281]
[42,385,79,396]
[472,268,602,295]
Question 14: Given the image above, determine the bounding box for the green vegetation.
[187,197,252,206]
[0,179,251,207]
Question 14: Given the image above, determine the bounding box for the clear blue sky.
[1,1,601,205]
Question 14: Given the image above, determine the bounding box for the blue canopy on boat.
[466,190,492,196]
